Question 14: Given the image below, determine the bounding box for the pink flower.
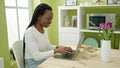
[99,22,113,40]
[106,22,112,30]
[99,22,105,29]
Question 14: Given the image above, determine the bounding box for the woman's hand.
[54,46,72,54]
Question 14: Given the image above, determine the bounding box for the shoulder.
[25,26,35,35]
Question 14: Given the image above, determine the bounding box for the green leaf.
[103,29,109,40]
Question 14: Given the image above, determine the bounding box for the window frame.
[5,0,32,48]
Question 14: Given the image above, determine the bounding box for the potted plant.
[10,48,15,60]
[99,22,113,62]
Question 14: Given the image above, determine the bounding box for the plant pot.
[101,40,111,62]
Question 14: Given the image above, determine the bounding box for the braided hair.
[27,3,52,29]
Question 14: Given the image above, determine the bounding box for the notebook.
[54,39,83,60]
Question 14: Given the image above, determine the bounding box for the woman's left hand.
[55,46,72,54]
[64,47,72,53]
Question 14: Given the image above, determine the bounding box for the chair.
[12,40,24,68]
[83,36,99,48]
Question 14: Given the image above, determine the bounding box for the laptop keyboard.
[63,50,77,59]
[54,50,79,60]
[63,53,74,58]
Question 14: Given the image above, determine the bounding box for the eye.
[47,17,52,21]
[47,16,52,21]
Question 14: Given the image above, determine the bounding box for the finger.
[64,51,72,54]
[65,47,72,51]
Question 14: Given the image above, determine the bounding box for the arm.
[47,44,56,50]
[25,30,54,61]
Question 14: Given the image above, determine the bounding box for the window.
[5,0,32,48]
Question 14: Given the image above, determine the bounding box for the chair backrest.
[12,40,24,68]
[83,36,99,48]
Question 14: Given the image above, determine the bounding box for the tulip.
[99,22,105,29]
[99,22,113,40]
[106,22,112,30]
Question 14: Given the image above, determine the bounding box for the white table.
[38,48,120,68]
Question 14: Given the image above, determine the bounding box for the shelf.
[59,5,120,9]
[58,5,120,49]
[79,4,120,7]
[59,6,79,10]
[60,27,77,29]
[79,29,100,33]
[114,30,120,34]
[79,29,120,34]
[60,27,79,33]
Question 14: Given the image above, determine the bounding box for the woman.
[24,3,72,68]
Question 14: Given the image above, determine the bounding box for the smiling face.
[38,10,53,28]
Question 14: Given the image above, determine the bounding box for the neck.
[34,22,44,34]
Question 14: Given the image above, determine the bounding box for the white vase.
[101,40,111,62]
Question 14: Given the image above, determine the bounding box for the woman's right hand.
[54,46,72,54]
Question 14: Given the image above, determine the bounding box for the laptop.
[54,38,83,60]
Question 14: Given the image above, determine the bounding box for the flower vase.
[101,40,111,62]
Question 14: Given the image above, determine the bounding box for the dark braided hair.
[27,3,52,29]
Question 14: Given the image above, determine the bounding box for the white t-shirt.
[25,25,55,61]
